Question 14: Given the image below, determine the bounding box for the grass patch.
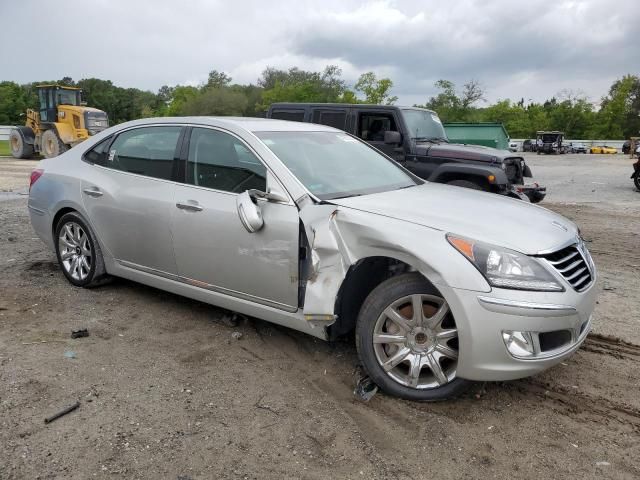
[0,140,11,156]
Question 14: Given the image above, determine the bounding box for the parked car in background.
[536,131,565,155]
[522,139,536,152]
[590,145,617,154]
[267,103,546,203]
[622,140,631,155]
[508,141,519,152]
[570,142,587,154]
[28,117,597,401]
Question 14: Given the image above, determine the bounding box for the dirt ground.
[1,154,639,479]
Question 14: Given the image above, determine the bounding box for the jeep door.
[354,110,405,162]
[170,126,300,311]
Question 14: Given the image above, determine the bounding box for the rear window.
[105,126,182,180]
[312,110,347,130]
[270,110,305,122]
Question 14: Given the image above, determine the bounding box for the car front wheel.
[55,212,110,288]
[356,273,470,401]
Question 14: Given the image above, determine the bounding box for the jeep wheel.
[446,179,484,191]
[356,273,470,401]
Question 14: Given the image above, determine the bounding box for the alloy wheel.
[58,222,92,281]
[372,294,459,389]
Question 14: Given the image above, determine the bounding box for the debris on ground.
[220,311,248,327]
[231,331,243,340]
[596,461,611,466]
[71,328,89,339]
[63,350,77,359]
[44,401,80,424]
[353,367,378,402]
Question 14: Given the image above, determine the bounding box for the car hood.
[416,142,518,163]
[329,183,577,255]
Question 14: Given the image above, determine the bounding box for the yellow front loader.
[10,85,109,159]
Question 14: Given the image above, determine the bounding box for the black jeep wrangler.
[266,103,546,202]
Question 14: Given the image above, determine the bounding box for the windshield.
[401,109,448,141]
[56,89,80,106]
[255,131,419,200]
[541,134,561,142]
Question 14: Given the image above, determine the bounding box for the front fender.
[428,162,509,187]
[299,205,490,319]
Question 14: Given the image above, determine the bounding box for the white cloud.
[1,0,637,105]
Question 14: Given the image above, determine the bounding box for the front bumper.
[440,280,598,381]
[512,182,546,203]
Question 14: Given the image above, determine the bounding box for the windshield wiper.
[412,136,448,143]
[330,193,363,200]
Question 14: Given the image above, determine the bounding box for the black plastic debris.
[71,328,89,339]
[354,370,379,402]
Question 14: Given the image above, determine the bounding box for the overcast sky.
[2,0,638,106]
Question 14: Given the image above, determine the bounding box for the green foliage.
[354,72,397,105]
[206,70,232,89]
[415,77,640,139]
[0,70,636,139]
[256,65,349,111]
[176,88,248,116]
[0,140,10,156]
[0,81,31,124]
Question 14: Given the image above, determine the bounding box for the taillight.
[29,169,44,192]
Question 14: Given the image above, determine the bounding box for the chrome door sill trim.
[117,259,298,313]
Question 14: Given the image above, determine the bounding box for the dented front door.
[170,185,300,311]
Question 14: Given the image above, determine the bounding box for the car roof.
[112,116,339,133]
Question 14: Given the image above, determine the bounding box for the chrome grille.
[539,244,593,291]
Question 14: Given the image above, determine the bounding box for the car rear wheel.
[356,273,470,401]
[55,212,110,288]
[446,179,484,191]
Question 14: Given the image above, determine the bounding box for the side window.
[106,126,182,180]
[358,113,397,142]
[186,128,266,193]
[84,137,112,166]
[312,110,347,130]
[270,110,305,122]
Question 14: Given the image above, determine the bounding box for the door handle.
[83,187,103,198]
[176,201,203,212]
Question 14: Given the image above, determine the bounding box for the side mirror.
[236,191,264,233]
[384,130,402,145]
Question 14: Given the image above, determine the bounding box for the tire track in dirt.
[512,379,640,432]
[582,333,640,361]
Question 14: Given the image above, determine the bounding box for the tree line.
[0,67,638,139]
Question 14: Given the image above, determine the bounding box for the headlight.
[447,234,564,292]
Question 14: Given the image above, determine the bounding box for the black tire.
[9,129,34,159]
[355,273,471,401]
[41,129,68,158]
[634,174,640,191]
[54,212,111,288]
[446,179,484,191]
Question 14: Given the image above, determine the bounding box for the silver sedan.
[28,117,598,401]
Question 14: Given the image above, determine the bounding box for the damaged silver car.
[28,117,598,401]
